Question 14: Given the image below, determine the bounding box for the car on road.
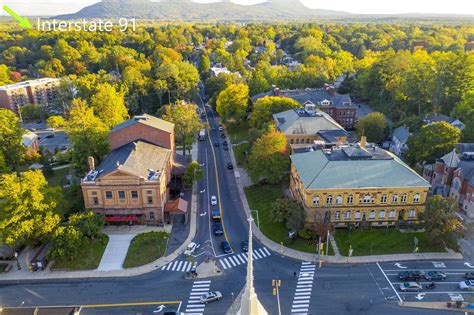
[399,282,422,292]
[200,291,222,304]
[218,124,224,131]
[220,133,226,138]
[214,142,220,147]
[223,144,229,151]
[398,271,422,281]
[241,240,248,252]
[184,242,197,256]
[227,163,233,170]
[223,140,228,145]
[424,271,447,281]
[222,241,231,254]
[214,223,223,236]
[466,272,474,280]
[45,134,54,139]
[459,280,474,291]
[211,196,217,205]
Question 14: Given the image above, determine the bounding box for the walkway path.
[328,235,340,256]
[97,234,134,271]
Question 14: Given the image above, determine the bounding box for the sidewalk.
[226,133,464,264]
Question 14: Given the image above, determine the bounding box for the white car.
[459,280,474,291]
[184,242,197,256]
[211,196,218,206]
[200,291,222,304]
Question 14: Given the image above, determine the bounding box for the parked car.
[200,291,222,304]
[45,134,54,139]
[398,271,422,281]
[223,140,228,145]
[465,272,474,280]
[214,223,223,236]
[218,125,224,131]
[214,142,220,147]
[212,209,221,222]
[399,282,422,292]
[241,240,248,252]
[227,163,234,170]
[459,280,474,291]
[222,241,231,254]
[184,242,198,256]
[424,271,447,281]
[220,133,226,138]
[211,196,218,205]
[223,144,229,151]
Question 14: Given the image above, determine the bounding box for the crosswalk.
[218,247,271,270]
[160,260,193,272]
[290,261,315,314]
[182,280,211,315]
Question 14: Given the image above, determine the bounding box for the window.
[91,191,97,196]
[290,139,294,144]
[326,195,333,204]
[354,211,361,220]
[392,194,398,203]
[149,212,155,220]
[363,194,372,203]
[147,196,153,204]
[93,197,99,205]
[131,191,138,199]
[369,210,375,219]
[347,195,353,204]
[306,139,310,144]
[379,210,385,218]
[453,179,460,191]
[408,209,416,218]
[413,193,420,203]
[389,210,395,218]
[105,191,113,199]
[336,195,343,205]
[401,193,407,203]
[147,190,153,194]
[345,211,351,220]
[313,196,320,206]
[118,191,125,199]
[381,194,387,203]
[296,138,300,144]
[335,211,341,220]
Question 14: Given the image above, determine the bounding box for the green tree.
[216,84,249,123]
[155,61,200,101]
[0,151,9,174]
[0,171,62,246]
[20,104,45,121]
[47,226,84,261]
[250,96,301,129]
[183,161,204,188]
[0,64,12,85]
[271,198,302,224]
[198,54,211,78]
[0,109,25,169]
[162,103,202,155]
[247,130,289,184]
[406,122,460,165]
[285,202,306,232]
[47,115,67,129]
[420,196,465,250]
[90,83,128,129]
[355,112,388,144]
[68,211,104,240]
[451,91,474,142]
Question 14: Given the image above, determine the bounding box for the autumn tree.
[183,161,204,188]
[155,61,200,101]
[0,109,25,169]
[355,112,388,144]
[247,129,289,184]
[216,84,249,123]
[47,226,84,261]
[451,91,474,142]
[0,64,12,85]
[90,83,128,129]
[47,115,67,129]
[250,96,301,129]
[198,54,211,78]
[69,211,104,240]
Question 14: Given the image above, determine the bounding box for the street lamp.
[272,279,282,315]
[14,252,21,270]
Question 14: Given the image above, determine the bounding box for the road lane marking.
[258,248,267,257]
[194,280,211,284]
[263,247,271,256]
[253,250,261,259]
[81,301,181,308]
[377,262,402,302]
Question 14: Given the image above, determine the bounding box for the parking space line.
[377,262,402,302]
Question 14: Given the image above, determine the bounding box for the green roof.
[291,150,430,190]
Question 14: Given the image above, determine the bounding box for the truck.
[199,129,206,141]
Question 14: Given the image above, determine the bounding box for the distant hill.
[55,0,351,21]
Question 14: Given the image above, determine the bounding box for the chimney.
[360,136,367,148]
[87,156,95,171]
[324,83,336,97]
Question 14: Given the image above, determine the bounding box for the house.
[423,113,465,131]
[389,125,410,157]
[252,84,357,129]
[81,114,188,225]
[290,137,430,228]
[22,131,40,157]
[423,144,474,217]
[272,103,348,150]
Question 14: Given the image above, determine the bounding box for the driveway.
[97,234,135,271]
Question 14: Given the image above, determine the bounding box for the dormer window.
[320,99,331,106]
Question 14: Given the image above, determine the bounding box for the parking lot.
[374,260,474,303]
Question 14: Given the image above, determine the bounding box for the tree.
[68,211,104,240]
[0,64,12,85]
[198,54,211,78]
[285,202,306,232]
[355,112,388,144]
[451,91,474,142]
[183,161,204,188]
[20,104,45,121]
[0,109,25,169]
[0,151,9,174]
[271,198,302,224]
[0,171,62,246]
[406,122,460,165]
[162,102,202,155]
[216,84,249,123]
[155,61,200,101]
[420,196,465,250]
[47,115,67,129]
[247,129,289,184]
[47,226,84,261]
[66,99,110,173]
[250,96,301,129]
[90,83,128,129]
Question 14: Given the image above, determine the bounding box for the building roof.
[440,149,460,168]
[111,114,174,134]
[393,125,410,143]
[94,141,171,179]
[458,160,474,182]
[317,129,348,143]
[458,143,474,154]
[290,149,430,190]
[0,78,60,91]
[22,131,38,147]
[272,107,346,137]
[424,113,456,124]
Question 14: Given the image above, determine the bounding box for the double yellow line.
[82,300,181,308]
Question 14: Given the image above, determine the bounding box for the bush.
[299,229,313,240]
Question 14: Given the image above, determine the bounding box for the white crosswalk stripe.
[217,247,272,270]
[253,250,261,259]
[183,280,212,314]
[289,262,315,315]
[161,260,194,273]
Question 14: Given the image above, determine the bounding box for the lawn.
[51,235,109,271]
[45,167,70,186]
[225,121,251,144]
[0,263,9,272]
[233,142,250,166]
[123,231,169,268]
[245,184,333,255]
[334,228,446,256]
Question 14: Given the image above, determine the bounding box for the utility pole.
[317,236,322,268]
[325,230,329,258]
[272,279,282,315]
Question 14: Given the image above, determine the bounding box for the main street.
[0,93,467,315]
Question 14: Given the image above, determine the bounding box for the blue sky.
[0,0,472,16]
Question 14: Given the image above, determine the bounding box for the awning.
[104,216,140,222]
[164,198,188,214]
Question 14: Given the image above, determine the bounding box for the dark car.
[465,272,474,280]
[222,241,231,254]
[223,140,228,145]
[398,271,422,281]
[241,240,248,252]
[424,271,447,281]
[45,134,54,139]
[214,223,223,236]
[220,133,226,138]
[214,142,220,147]
[223,144,229,151]
[227,163,234,170]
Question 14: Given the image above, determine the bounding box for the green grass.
[0,263,9,272]
[51,235,109,270]
[233,143,250,166]
[123,231,169,268]
[245,184,333,255]
[226,121,251,144]
[334,228,446,256]
[45,167,70,186]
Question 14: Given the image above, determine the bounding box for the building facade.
[290,139,430,228]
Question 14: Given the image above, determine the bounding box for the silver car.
[200,291,222,304]
[399,282,422,292]
[459,280,474,291]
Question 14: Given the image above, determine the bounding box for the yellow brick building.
[290,141,431,228]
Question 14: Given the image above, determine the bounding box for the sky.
[0,0,473,16]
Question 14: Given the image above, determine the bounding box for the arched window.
[369,210,375,219]
[326,195,333,204]
[313,196,320,205]
[413,193,420,203]
[347,195,353,204]
[408,209,416,218]
[364,194,371,203]
[335,211,341,220]
[345,211,351,220]
[389,210,396,218]
[392,194,398,203]
[336,195,343,204]
[379,210,385,218]
[354,211,361,220]
[401,193,408,203]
